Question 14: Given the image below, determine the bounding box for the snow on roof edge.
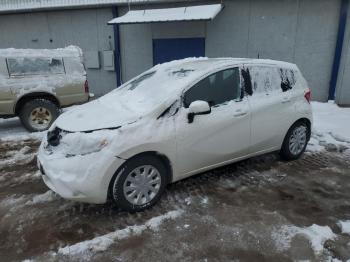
[108,4,223,24]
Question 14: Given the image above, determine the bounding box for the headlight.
[58,131,113,157]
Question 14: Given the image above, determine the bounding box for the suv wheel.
[19,99,60,132]
[280,121,309,160]
[111,155,168,212]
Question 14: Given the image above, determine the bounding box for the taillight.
[304,90,311,103]
[84,80,89,93]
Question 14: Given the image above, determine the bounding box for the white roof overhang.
[108,4,223,25]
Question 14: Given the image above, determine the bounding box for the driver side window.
[184,68,241,108]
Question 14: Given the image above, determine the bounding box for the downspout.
[329,0,349,100]
[112,6,122,87]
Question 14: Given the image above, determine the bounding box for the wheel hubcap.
[123,165,161,205]
[289,126,307,155]
[29,107,52,130]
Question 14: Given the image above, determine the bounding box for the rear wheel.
[19,99,60,132]
[111,155,168,212]
[280,121,309,160]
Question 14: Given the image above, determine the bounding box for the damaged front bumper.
[37,142,125,204]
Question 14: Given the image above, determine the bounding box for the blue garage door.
[153,38,205,65]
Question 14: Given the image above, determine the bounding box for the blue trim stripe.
[329,0,349,100]
[112,6,122,87]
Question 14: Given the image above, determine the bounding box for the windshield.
[125,71,156,90]
[97,59,228,117]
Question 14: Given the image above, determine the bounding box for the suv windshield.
[7,57,65,76]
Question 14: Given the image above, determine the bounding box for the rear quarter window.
[6,57,65,77]
[243,65,299,95]
[248,66,281,95]
[279,68,297,92]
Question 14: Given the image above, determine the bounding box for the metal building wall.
[119,0,341,102]
[0,8,117,96]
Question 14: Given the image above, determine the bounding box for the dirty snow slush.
[0,138,350,262]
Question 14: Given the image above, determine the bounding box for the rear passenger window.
[279,68,296,92]
[248,66,281,95]
[184,68,241,108]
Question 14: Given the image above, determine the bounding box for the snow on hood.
[56,57,298,132]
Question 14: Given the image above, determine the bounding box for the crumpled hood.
[55,99,143,132]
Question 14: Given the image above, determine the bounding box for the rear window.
[6,57,65,77]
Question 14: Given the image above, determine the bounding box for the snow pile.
[0,170,41,185]
[0,117,47,141]
[0,195,27,208]
[58,209,184,257]
[0,146,35,167]
[200,196,209,205]
[308,101,350,152]
[338,220,350,235]
[25,190,58,205]
[272,224,336,254]
[0,106,75,142]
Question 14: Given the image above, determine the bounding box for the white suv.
[38,58,312,212]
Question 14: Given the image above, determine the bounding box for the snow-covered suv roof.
[0,45,83,58]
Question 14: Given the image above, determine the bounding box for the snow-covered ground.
[308,101,350,152]
[0,101,349,261]
[0,106,75,141]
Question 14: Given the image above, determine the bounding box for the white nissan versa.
[38,58,312,212]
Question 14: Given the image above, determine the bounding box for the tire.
[19,99,60,132]
[110,155,168,212]
[280,121,310,160]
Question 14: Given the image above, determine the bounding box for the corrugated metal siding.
[0,0,180,13]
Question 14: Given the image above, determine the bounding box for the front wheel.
[111,155,168,212]
[19,99,60,132]
[280,121,310,160]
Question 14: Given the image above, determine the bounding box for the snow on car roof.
[55,57,299,132]
[0,45,83,58]
[148,57,298,77]
[100,57,298,115]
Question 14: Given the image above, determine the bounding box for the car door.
[243,65,295,153]
[174,67,251,179]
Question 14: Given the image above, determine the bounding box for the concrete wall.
[206,0,341,102]
[0,8,116,96]
[120,0,341,102]
[336,2,350,106]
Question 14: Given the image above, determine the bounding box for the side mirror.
[188,100,211,123]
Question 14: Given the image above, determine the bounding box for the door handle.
[234,110,248,117]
